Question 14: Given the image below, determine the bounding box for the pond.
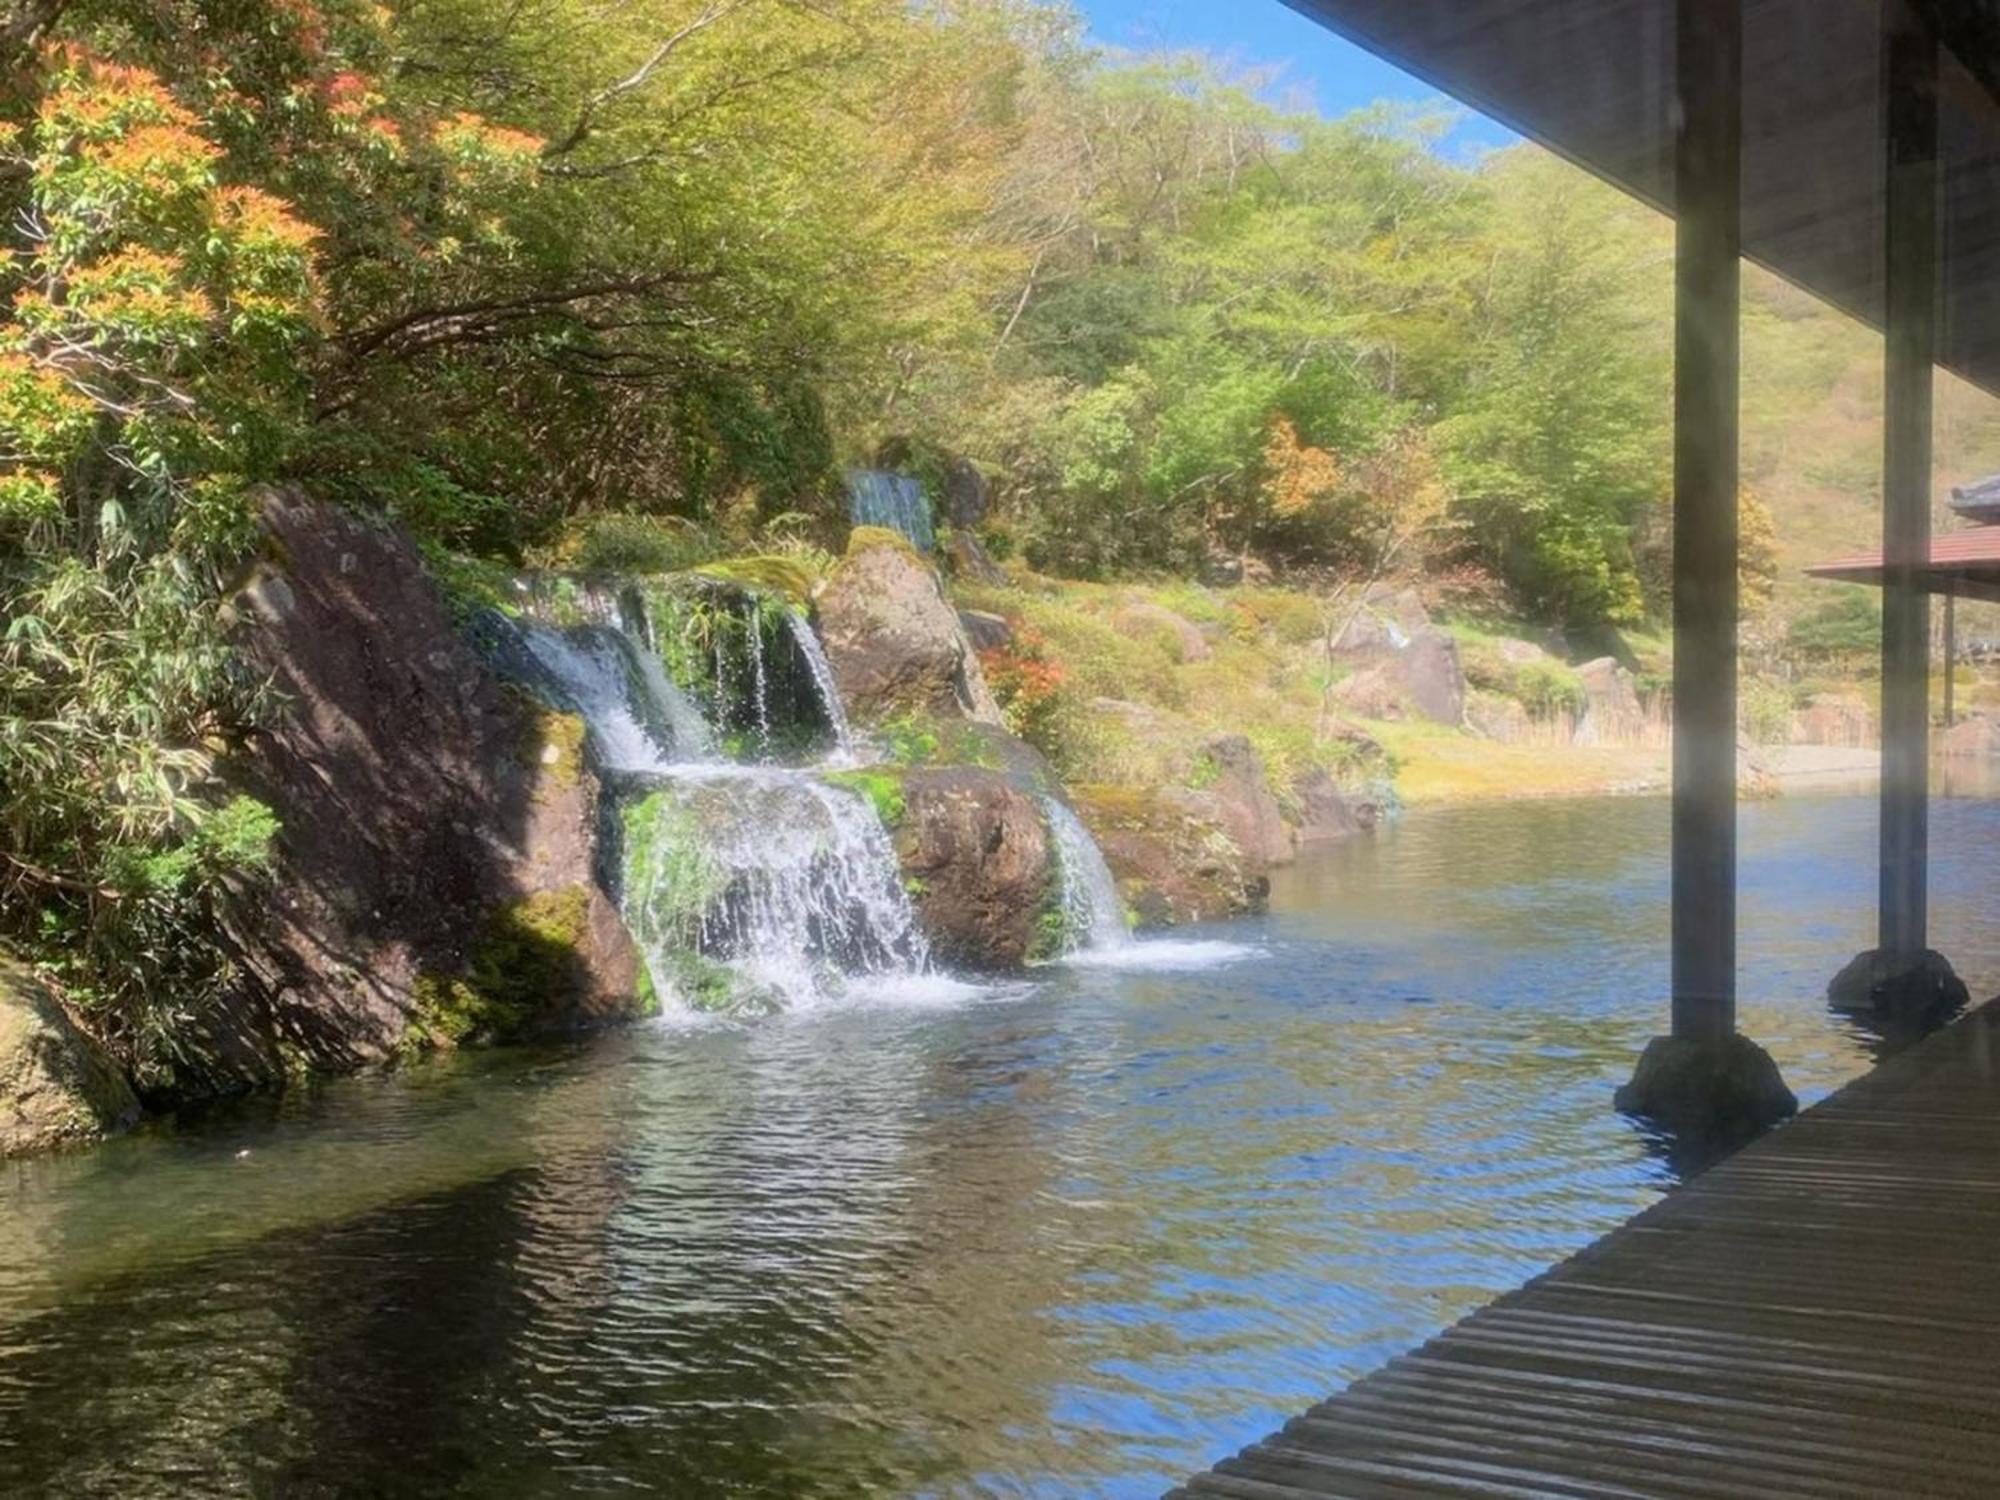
[3,788,1997,1498]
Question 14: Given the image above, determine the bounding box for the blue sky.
[1070,0,1517,157]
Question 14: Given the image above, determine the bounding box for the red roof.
[1806,528,2000,578]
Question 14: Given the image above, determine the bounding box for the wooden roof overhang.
[1281,0,2000,399]
[1805,528,2000,600]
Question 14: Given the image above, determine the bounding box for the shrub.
[563,514,720,576]
[1515,659,1587,718]
[1788,588,1880,665]
[1741,676,1795,746]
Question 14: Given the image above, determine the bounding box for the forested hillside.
[3,0,1995,1055]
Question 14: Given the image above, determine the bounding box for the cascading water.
[518,623,716,771]
[502,569,1181,1012]
[619,771,931,1012]
[783,610,855,763]
[511,590,937,1014]
[1042,796,1131,953]
[846,469,936,552]
[747,619,771,757]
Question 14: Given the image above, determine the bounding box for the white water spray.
[1043,796,1131,953]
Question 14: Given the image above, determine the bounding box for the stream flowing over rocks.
[0,490,1340,1153]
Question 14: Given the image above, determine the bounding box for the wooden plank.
[1168,1001,2000,1499]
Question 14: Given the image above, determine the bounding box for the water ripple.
[1,793,1996,1497]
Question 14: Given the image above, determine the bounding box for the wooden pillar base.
[1828,946,1968,1027]
[1615,1032,1795,1154]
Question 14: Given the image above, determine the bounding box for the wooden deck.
[1170,1001,2000,1500]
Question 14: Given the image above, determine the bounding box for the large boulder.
[889,769,1051,970]
[1572,656,1646,745]
[1330,663,1408,720]
[215,488,643,1099]
[1291,768,1368,843]
[1330,585,1464,724]
[817,530,1002,725]
[0,956,140,1157]
[1070,785,1268,927]
[1202,735,1295,866]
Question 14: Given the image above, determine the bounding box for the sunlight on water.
[2,792,1997,1498]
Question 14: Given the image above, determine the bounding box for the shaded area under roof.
[1281,0,2000,398]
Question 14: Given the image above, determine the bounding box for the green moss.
[422,544,523,623]
[874,713,943,767]
[518,701,586,789]
[1069,783,1152,825]
[824,768,906,826]
[693,554,821,604]
[618,790,783,1017]
[846,524,923,560]
[399,886,594,1061]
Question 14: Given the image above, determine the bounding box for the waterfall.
[1043,796,1131,953]
[845,469,936,552]
[518,623,716,771]
[747,614,771,758]
[619,771,932,1013]
[783,610,855,762]
[514,600,932,1014]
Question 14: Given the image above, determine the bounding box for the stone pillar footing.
[1826,947,1968,1026]
[1614,1032,1797,1148]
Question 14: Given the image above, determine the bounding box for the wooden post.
[1880,0,1937,962]
[1671,0,1742,1044]
[1944,583,1956,730]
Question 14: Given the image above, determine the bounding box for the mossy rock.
[514,696,586,791]
[1069,783,1265,928]
[824,767,908,826]
[845,524,926,561]
[399,886,596,1059]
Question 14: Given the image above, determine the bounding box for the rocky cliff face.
[206,489,642,1096]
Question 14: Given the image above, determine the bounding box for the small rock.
[944,530,1010,586]
[1292,768,1364,843]
[1201,735,1294,866]
[1573,657,1645,745]
[941,456,990,528]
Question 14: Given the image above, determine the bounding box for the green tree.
[1436,151,1670,628]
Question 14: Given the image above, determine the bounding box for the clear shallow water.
[3,790,1998,1498]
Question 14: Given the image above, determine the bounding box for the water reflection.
[0,792,1995,1497]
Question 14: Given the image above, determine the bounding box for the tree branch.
[542,0,752,159]
[330,272,710,364]
[0,0,69,69]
